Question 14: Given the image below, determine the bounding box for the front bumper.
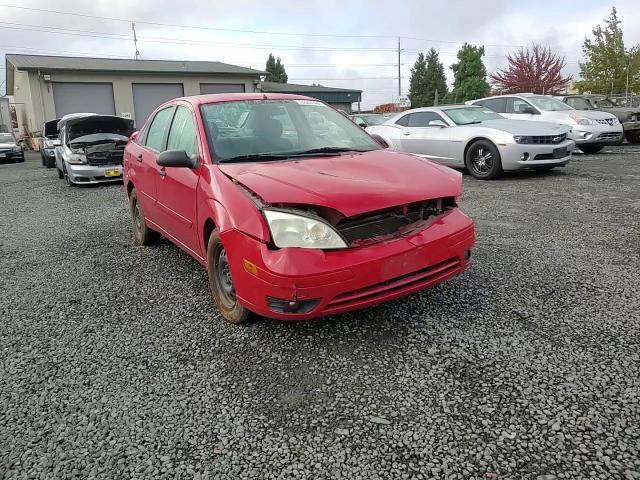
[568,124,623,145]
[622,120,640,133]
[221,208,475,320]
[0,150,24,162]
[66,162,123,184]
[499,140,575,171]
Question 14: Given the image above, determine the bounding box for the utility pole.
[397,37,402,97]
[132,22,141,60]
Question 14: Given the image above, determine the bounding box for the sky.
[1,0,639,109]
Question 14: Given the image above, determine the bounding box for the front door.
[154,105,202,257]
[129,106,176,223]
[397,111,452,162]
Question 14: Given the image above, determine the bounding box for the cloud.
[2,0,639,108]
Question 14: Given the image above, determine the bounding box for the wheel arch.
[463,137,499,161]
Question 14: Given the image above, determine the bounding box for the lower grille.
[598,132,622,140]
[325,257,461,311]
[595,118,616,126]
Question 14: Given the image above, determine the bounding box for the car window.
[566,97,592,110]
[395,114,410,127]
[144,107,175,152]
[167,106,197,157]
[401,112,446,127]
[478,98,507,113]
[506,98,535,114]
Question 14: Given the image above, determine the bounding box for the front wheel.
[578,145,603,154]
[465,140,503,179]
[207,231,250,324]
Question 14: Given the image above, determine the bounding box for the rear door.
[129,106,176,223]
[396,111,453,162]
[154,104,202,255]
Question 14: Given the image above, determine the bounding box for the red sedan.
[123,93,475,323]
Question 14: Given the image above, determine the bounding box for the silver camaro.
[366,105,575,179]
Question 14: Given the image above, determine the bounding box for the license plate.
[104,168,121,177]
[552,147,567,159]
[0,153,5,158]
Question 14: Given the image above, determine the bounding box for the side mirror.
[356,121,367,128]
[157,149,199,169]
[521,106,538,115]
[428,120,448,128]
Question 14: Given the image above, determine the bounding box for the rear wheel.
[465,140,503,179]
[207,230,250,324]
[578,145,603,154]
[625,131,640,144]
[129,188,159,246]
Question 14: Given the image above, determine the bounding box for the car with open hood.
[469,94,623,154]
[40,118,60,168]
[366,105,574,179]
[123,93,475,323]
[54,113,134,185]
[0,132,24,163]
[554,94,640,144]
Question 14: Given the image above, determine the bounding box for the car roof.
[167,92,322,108]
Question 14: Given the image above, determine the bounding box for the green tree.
[265,53,288,83]
[409,49,448,107]
[450,43,490,102]
[409,53,428,108]
[576,7,636,94]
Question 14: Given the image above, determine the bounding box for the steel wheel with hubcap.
[465,140,503,180]
[207,230,250,324]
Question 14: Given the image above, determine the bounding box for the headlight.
[263,209,348,249]
[66,153,86,164]
[572,117,593,126]
[12,146,21,152]
[513,135,528,144]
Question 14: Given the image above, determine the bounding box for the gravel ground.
[1,148,639,480]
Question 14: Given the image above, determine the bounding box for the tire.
[465,140,503,180]
[207,230,250,324]
[578,145,603,154]
[41,154,45,166]
[64,165,75,187]
[625,132,640,144]
[129,188,159,246]
[57,166,64,179]
[45,156,55,168]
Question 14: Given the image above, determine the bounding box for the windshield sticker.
[293,99,326,106]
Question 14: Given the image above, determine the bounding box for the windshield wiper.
[219,153,291,163]
[287,147,371,156]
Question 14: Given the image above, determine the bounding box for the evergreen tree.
[265,53,288,83]
[450,43,490,103]
[576,7,636,94]
[409,49,448,107]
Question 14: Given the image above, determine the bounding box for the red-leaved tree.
[490,44,572,94]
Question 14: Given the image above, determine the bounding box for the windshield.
[0,133,15,143]
[527,96,574,111]
[201,99,380,162]
[444,107,504,125]
[363,115,389,126]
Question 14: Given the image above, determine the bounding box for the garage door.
[132,83,184,128]
[200,83,245,94]
[52,82,115,118]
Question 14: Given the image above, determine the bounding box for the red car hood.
[218,150,462,217]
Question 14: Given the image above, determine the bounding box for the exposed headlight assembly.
[513,135,528,144]
[66,153,86,164]
[263,209,348,249]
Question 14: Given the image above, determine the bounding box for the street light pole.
[397,37,401,97]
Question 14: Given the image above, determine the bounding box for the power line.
[0,3,529,48]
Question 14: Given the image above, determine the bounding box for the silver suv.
[469,94,623,154]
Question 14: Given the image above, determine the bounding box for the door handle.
[402,131,411,136]
[136,153,143,162]
[158,168,166,177]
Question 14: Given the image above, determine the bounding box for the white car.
[469,94,623,154]
[366,105,574,179]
